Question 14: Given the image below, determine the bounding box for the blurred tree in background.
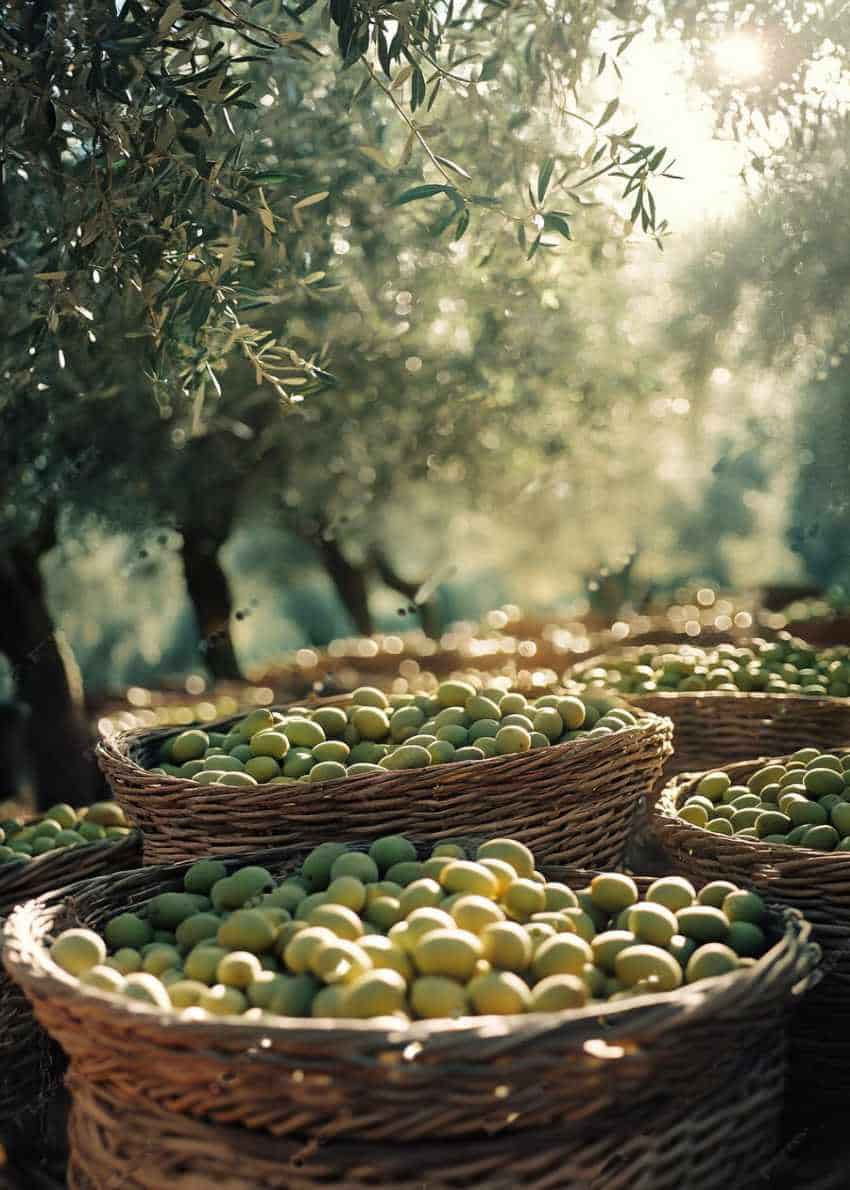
[668,112,850,588]
[789,358,850,591]
[1,0,674,803]
[1,0,848,805]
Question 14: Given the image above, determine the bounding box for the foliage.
[1,0,847,688]
[663,111,850,589]
[668,111,850,386]
[789,356,850,588]
[0,0,680,418]
[678,0,849,144]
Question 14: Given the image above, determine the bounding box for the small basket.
[654,757,850,1106]
[95,697,673,867]
[625,692,850,782]
[569,647,850,782]
[4,843,816,1189]
[0,831,142,920]
[0,831,141,1132]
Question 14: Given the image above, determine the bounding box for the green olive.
[379,745,432,771]
[685,943,739,983]
[696,772,730,802]
[615,945,682,992]
[494,726,532,755]
[755,811,791,838]
[805,769,845,798]
[801,824,840,851]
[676,906,729,943]
[627,903,677,947]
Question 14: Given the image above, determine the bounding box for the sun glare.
[714,33,766,81]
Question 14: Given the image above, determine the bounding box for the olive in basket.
[576,633,850,698]
[677,748,850,852]
[0,801,130,865]
[50,835,771,1020]
[147,681,636,786]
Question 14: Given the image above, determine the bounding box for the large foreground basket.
[96,699,673,866]
[654,757,850,1106]
[0,830,141,1135]
[65,1055,786,1190]
[4,843,817,1188]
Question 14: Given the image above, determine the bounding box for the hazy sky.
[618,32,751,230]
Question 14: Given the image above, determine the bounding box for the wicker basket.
[65,1050,786,1190]
[4,843,817,1188]
[569,644,850,781]
[95,698,673,866]
[258,636,581,696]
[626,692,850,781]
[613,626,741,649]
[0,831,141,919]
[654,757,850,1106]
[0,831,141,1132]
[569,645,850,873]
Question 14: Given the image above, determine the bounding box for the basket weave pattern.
[96,701,673,866]
[654,757,850,1099]
[627,692,850,781]
[4,845,815,1176]
[654,757,850,919]
[0,831,141,1128]
[0,830,141,919]
[66,1047,787,1190]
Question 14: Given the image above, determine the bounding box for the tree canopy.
[2,0,849,805]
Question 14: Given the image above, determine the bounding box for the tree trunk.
[370,548,442,638]
[0,545,96,810]
[310,535,374,636]
[179,525,243,681]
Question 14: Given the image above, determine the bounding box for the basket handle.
[790,941,823,998]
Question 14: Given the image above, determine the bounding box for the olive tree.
[666,112,850,585]
[2,0,844,803]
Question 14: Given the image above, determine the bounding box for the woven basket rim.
[0,831,141,916]
[628,690,850,709]
[3,844,816,1055]
[655,749,850,866]
[95,694,670,796]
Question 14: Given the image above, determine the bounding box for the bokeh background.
[3,2,849,803]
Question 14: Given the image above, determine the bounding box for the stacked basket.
[4,670,831,1187]
[4,844,818,1190]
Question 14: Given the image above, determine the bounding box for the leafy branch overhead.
[1,0,843,412]
[0,0,673,405]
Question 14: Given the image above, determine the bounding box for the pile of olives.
[0,802,131,867]
[677,749,850,851]
[575,633,850,698]
[146,681,637,788]
[49,835,770,1021]
[776,594,850,625]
